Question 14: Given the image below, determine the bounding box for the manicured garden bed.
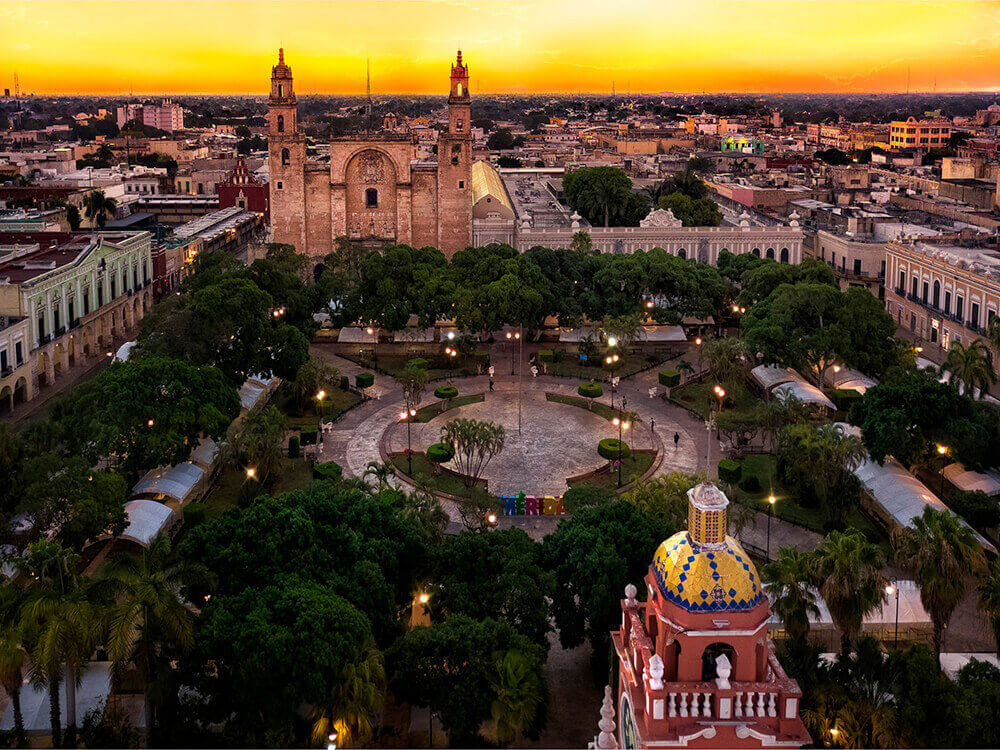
[340,351,487,380]
[545,392,633,423]
[388,450,488,497]
[567,450,656,491]
[413,393,485,422]
[672,381,762,420]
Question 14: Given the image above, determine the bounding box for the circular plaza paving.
[384,386,663,496]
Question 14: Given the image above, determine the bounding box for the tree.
[219,405,286,487]
[562,167,646,227]
[396,364,429,474]
[487,128,516,150]
[0,585,29,746]
[702,336,752,391]
[65,203,81,231]
[83,190,117,229]
[309,634,385,748]
[850,369,999,471]
[978,556,1000,659]
[491,649,545,747]
[988,315,1000,355]
[387,615,546,745]
[570,230,593,253]
[620,472,699,529]
[815,148,851,165]
[894,507,985,664]
[429,529,554,647]
[59,355,240,481]
[811,530,887,656]
[440,418,505,488]
[762,547,820,642]
[194,578,376,745]
[95,533,196,737]
[944,339,996,398]
[289,356,340,415]
[541,502,673,662]
[19,540,99,747]
[658,192,722,227]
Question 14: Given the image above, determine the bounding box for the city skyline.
[3,0,1000,96]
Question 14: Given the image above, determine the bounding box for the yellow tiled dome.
[651,531,764,613]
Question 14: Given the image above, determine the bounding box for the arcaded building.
[267,49,474,261]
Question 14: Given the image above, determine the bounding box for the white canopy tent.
[338,326,378,343]
[635,325,687,343]
[114,500,176,547]
[132,463,204,504]
[1,662,112,737]
[113,340,136,363]
[772,381,836,410]
[750,364,799,392]
[771,579,930,632]
[189,437,219,469]
[239,381,266,410]
[941,462,1000,497]
[826,366,877,394]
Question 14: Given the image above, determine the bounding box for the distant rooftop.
[173,206,258,242]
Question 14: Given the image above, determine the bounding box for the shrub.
[659,369,680,388]
[355,372,374,389]
[538,349,554,363]
[718,458,742,485]
[339,376,350,390]
[598,438,631,461]
[407,357,429,370]
[739,474,760,492]
[831,388,863,412]
[949,490,1000,528]
[300,424,318,445]
[183,504,207,528]
[313,461,343,481]
[434,385,459,400]
[427,442,455,464]
[288,434,300,458]
[578,381,603,399]
[562,485,615,513]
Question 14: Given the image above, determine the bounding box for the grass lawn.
[732,453,886,544]
[672,381,762,420]
[388,451,487,497]
[546,392,636,423]
[199,457,315,520]
[276,384,361,430]
[544,349,667,380]
[413,393,485,422]
[568,451,655,491]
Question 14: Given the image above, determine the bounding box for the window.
[1,349,8,372]
[456,118,463,131]
[15,342,22,366]
[971,302,980,328]
[281,148,290,166]
[456,83,463,97]
[780,248,789,263]
[956,295,964,320]
[458,180,465,189]
[898,269,905,291]
[277,114,284,133]
[365,188,378,208]
[278,84,282,98]
[276,181,283,190]
[911,276,918,297]
[853,259,862,275]
[932,281,940,308]
[922,281,928,303]
[944,290,952,313]
[83,289,89,315]
[451,144,461,166]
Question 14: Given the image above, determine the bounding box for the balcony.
[54,326,66,337]
[39,334,51,345]
[69,318,80,329]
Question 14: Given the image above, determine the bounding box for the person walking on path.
[489,377,495,392]
[674,432,680,449]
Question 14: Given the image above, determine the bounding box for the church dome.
[650,483,764,613]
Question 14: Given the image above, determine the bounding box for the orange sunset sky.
[2,0,1000,95]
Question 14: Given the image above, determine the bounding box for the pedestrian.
[650,418,655,433]
[489,377,495,392]
[673,432,680,449]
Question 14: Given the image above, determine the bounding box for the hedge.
[598,438,631,461]
[313,461,343,481]
[427,442,455,464]
[538,349,554,363]
[288,434,300,458]
[355,372,375,389]
[718,459,742,485]
[434,385,459,400]
[339,376,350,390]
[578,382,603,399]
[407,358,430,370]
[658,369,680,388]
[300,424,318,445]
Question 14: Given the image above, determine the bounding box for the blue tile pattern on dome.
[650,531,764,612]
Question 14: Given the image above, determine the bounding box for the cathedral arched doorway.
[345,149,398,243]
[313,263,326,284]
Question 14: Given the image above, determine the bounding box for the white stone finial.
[596,685,619,749]
[649,654,665,690]
[715,653,732,689]
[624,583,637,607]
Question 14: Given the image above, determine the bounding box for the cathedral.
[267,48,474,259]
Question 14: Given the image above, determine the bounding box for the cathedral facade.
[267,49,474,259]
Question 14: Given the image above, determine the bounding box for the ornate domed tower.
[610,482,810,749]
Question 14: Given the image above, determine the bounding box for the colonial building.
[611,482,809,748]
[0,231,153,391]
[217,157,270,221]
[0,315,32,414]
[268,49,474,261]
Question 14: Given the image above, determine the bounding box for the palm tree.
[944,339,996,398]
[441,417,506,489]
[83,190,117,230]
[363,460,395,493]
[310,636,385,748]
[18,540,98,747]
[988,315,1000,358]
[220,405,286,486]
[811,530,887,656]
[762,547,820,642]
[0,585,29,746]
[977,556,1000,659]
[290,356,339,415]
[94,532,196,737]
[894,506,985,664]
[490,650,543,747]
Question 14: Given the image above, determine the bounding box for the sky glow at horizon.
[1,0,999,96]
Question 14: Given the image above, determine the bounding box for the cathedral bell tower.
[267,48,307,251]
[437,49,473,257]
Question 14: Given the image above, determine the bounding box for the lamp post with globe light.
[706,385,725,472]
[766,494,776,559]
[886,583,900,649]
[612,412,631,488]
[366,326,377,368]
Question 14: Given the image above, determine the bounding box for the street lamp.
[418,592,430,605]
[147,419,154,427]
[886,583,900,649]
[366,326,377,367]
[612,413,631,487]
[486,512,498,527]
[400,409,417,474]
[246,467,256,480]
[707,386,725,472]
[326,730,338,750]
[316,389,326,418]
[937,444,949,494]
[766,495,776,559]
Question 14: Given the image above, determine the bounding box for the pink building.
[142,100,184,133]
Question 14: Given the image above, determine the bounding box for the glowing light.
[768,495,776,505]
[317,390,325,400]
[418,592,429,604]
[937,444,948,455]
[447,331,455,340]
[886,584,895,595]
[147,419,154,427]
[612,417,620,426]
[695,337,702,345]
[366,327,374,335]
[246,467,256,479]
[399,410,408,420]
[607,336,618,347]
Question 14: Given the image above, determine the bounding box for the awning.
[635,325,686,343]
[1,662,112,736]
[941,462,1000,496]
[751,364,799,391]
[338,326,378,343]
[116,500,176,547]
[772,381,836,410]
[132,462,204,503]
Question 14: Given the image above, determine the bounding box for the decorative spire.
[278,47,284,65]
[456,48,462,66]
[596,685,619,750]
